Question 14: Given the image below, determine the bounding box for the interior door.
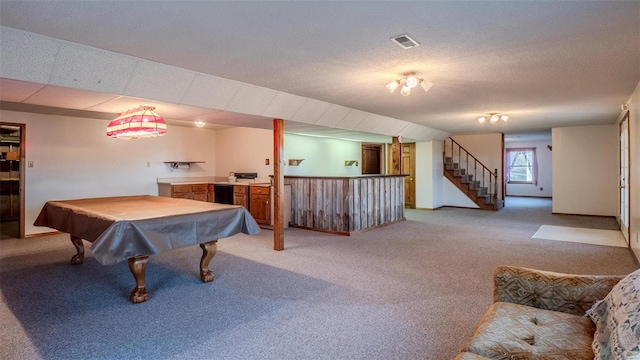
[402,143,416,209]
[620,112,630,244]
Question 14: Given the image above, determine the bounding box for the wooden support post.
[391,136,403,174]
[273,119,285,251]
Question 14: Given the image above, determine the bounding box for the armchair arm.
[492,265,625,315]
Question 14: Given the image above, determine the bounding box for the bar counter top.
[284,174,407,179]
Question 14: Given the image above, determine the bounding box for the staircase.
[443,137,503,211]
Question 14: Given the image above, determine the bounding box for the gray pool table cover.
[34,195,260,265]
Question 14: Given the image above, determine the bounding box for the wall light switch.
[28,161,34,168]
[147,162,150,168]
[265,159,269,165]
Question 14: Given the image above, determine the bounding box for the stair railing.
[443,137,498,204]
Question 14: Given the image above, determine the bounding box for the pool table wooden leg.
[69,235,85,265]
[199,240,218,282]
[128,256,149,304]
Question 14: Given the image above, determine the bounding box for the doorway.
[619,111,630,245]
[362,144,383,174]
[0,122,25,239]
[402,143,416,209]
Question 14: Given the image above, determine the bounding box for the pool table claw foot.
[129,288,148,304]
[70,235,85,265]
[199,241,218,283]
[128,256,149,304]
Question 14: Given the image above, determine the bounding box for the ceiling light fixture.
[194,120,206,128]
[386,72,433,96]
[477,113,509,124]
[107,105,167,139]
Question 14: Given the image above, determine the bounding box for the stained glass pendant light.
[107,105,167,139]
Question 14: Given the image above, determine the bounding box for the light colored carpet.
[0,197,636,360]
[533,225,627,248]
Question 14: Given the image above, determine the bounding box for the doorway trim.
[619,111,630,245]
[1,122,25,238]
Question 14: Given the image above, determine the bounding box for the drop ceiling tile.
[0,27,59,84]
[160,104,221,119]
[181,74,242,110]
[50,43,137,94]
[262,92,307,120]
[0,78,45,102]
[399,123,440,141]
[335,109,368,130]
[124,61,196,103]
[290,99,331,124]
[371,118,410,137]
[26,85,121,109]
[87,96,164,114]
[398,123,420,140]
[354,114,384,133]
[311,104,349,127]
[225,84,278,115]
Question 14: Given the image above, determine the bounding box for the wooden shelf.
[164,161,205,171]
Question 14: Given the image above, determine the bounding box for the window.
[505,148,538,185]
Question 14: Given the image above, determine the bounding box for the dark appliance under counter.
[213,184,234,204]
[214,173,257,205]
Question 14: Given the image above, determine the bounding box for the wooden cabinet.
[191,184,208,202]
[248,184,291,228]
[158,183,213,202]
[233,185,248,208]
[249,186,270,225]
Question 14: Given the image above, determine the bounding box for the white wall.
[626,80,640,260]
[415,141,446,209]
[283,134,363,177]
[213,130,367,178]
[215,127,273,181]
[1,110,218,236]
[505,140,552,197]
[552,124,618,216]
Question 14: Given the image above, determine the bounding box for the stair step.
[444,138,501,211]
[460,174,474,183]
[453,168,466,176]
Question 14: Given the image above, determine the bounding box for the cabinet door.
[234,194,247,208]
[172,192,191,199]
[192,191,207,202]
[171,184,192,197]
[250,193,270,225]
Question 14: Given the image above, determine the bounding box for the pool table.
[34,195,260,303]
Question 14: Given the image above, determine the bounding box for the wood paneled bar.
[284,175,406,235]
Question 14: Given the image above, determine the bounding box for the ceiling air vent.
[391,34,420,49]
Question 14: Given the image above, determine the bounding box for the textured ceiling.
[0,1,639,138]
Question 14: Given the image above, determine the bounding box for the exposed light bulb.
[386,80,400,93]
[405,76,419,89]
[195,120,206,128]
[490,114,499,123]
[500,115,509,122]
[400,86,411,96]
[477,116,486,124]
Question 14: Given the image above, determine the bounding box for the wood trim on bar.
[273,119,285,251]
